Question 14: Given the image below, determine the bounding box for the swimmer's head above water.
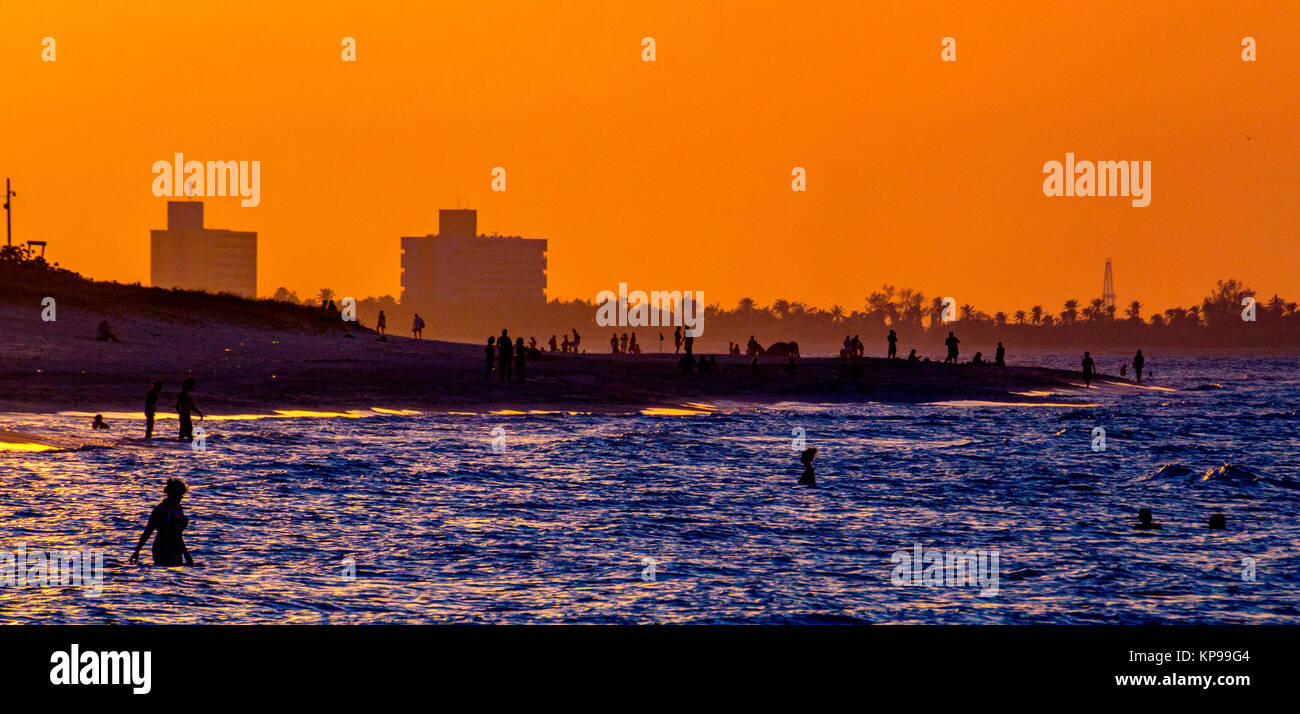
[1135,507,1162,530]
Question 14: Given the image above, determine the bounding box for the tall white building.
[150,201,257,297]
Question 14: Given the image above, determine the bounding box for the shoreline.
[0,300,1135,417]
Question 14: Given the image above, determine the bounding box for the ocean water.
[1,354,1298,624]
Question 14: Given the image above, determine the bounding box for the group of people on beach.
[1081,349,1146,387]
[86,378,203,439]
[610,332,643,354]
[828,328,1153,389]
[547,329,582,353]
[486,330,540,382]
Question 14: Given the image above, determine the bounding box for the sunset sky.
[3,1,1298,315]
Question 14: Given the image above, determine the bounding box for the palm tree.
[1030,305,1044,325]
[1082,298,1105,322]
[1266,294,1286,320]
[829,304,845,322]
[866,285,898,325]
[1013,310,1027,325]
[1125,300,1142,322]
[315,287,336,304]
[771,299,791,319]
[930,296,947,327]
[994,311,1008,327]
[1060,299,1079,325]
[736,297,757,313]
[959,304,975,322]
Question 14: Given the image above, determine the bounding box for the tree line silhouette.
[281,278,1299,353]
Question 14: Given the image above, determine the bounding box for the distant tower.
[1102,258,1116,311]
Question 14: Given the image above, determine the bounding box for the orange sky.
[3,1,1298,315]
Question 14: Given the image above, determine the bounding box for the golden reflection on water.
[1100,380,1178,392]
[0,441,55,452]
[56,408,414,421]
[926,400,1100,408]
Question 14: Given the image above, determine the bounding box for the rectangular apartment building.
[150,201,257,297]
[400,209,547,325]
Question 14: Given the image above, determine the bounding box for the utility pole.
[4,178,13,247]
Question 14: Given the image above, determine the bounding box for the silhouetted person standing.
[1134,508,1162,531]
[1208,513,1226,530]
[129,478,194,566]
[145,381,163,439]
[548,335,558,352]
[572,329,581,353]
[176,378,203,441]
[674,326,683,354]
[412,314,424,339]
[486,336,496,379]
[515,337,527,382]
[610,333,619,354]
[498,330,513,381]
[1082,351,1096,387]
[1133,350,1145,382]
[684,329,694,357]
[887,329,898,359]
[376,310,387,337]
[944,332,960,363]
[994,342,1006,366]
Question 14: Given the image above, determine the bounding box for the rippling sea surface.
[2,353,1297,624]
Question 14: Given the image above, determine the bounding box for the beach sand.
[0,296,1123,416]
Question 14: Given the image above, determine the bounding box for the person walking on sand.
[994,342,1006,367]
[515,337,527,382]
[485,336,496,379]
[887,329,898,359]
[1133,350,1145,382]
[1082,351,1096,387]
[412,314,425,339]
[376,310,387,337]
[145,381,163,439]
[498,329,513,381]
[571,329,581,353]
[129,478,195,566]
[176,378,203,441]
[944,331,960,364]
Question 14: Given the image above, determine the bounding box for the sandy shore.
[0,297,1133,416]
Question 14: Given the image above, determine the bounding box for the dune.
[0,265,1128,415]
